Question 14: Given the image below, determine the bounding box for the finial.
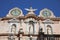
[25,7,37,12]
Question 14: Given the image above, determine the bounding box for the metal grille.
[37,33,60,40]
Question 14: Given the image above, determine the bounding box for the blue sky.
[0,0,60,17]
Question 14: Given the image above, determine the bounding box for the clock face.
[11,9,21,16]
[42,10,51,17]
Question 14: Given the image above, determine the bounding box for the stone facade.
[0,7,60,40]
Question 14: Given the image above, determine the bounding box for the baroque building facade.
[0,7,60,40]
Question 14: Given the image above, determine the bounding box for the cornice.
[1,16,60,21]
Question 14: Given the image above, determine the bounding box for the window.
[29,21,35,34]
[8,36,15,40]
[32,37,37,40]
[8,24,16,40]
[29,36,32,40]
[11,24,16,34]
[26,37,30,40]
[47,25,53,34]
[25,21,35,34]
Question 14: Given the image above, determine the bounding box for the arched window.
[8,24,16,40]
[11,24,16,34]
[47,25,53,34]
[29,21,35,34]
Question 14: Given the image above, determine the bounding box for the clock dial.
[11,9,21,16]
[42,10,51,17]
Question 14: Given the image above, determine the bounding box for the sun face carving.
[11,9,21,16]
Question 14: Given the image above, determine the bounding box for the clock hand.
[45,12,47,17]
[14,9,16,14]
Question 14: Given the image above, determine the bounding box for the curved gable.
[38,8,55,18]
[6,7,24,18]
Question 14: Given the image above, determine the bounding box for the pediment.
[42,19,54,24]
[8,18,20,23]
[24,18,37,23]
